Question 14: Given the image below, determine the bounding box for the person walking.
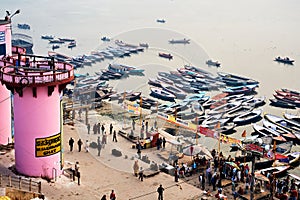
[138,167,144,182]
[97,142,102,156]
[157,184,164,200]
[97,123,101,134]
[113,130,117,142]
[133,160,139,177]
[77,170,81,185]
[69,137,74,152]
[162,137,166,149]
[85,140,90,152]
[132,119,135,130]
[93,123,97,135]
[77,139,83,152]
[101,124,105,134]
[109,123,113,135]
[87,123,90,134]
[110,190,116,200]
[100,195,107,200]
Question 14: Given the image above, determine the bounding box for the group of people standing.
[68,137,88,153]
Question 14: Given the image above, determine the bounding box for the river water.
[3,0,300,174]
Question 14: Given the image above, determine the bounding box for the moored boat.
[232,109,262,125]
[150,87,176,102]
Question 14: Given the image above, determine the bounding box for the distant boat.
[101,36,111,42]
[168,38,190,44]
[139,43,149,48]
[206,59,221,67]
[156,19,166,23]
[68,41,77,48]
[158,52,173,59]
[41,35,54,40]
[17,23,30,30]
[52,45,60,50]
[274,56,294,65]
[49,39,65,44]
[58,38,75,42]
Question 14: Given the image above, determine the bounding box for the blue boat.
[223,84,258,95]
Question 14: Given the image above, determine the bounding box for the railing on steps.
[0,174,42,194]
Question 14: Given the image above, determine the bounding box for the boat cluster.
[48,40,147,69]
[270,88,300,109]
[41,35,77,50]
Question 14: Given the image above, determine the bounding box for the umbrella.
[225,162,240,170]
[182,145,212,159]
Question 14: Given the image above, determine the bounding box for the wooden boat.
[258,165,290,176]
[262,119,297,142]
[232,109,262,125]
[274,56,294,65]
[158,52,173,59]
[58,37,75,42]
[208,101,242,115]
[160,83,186,99]
[206,59,220,67]
[223,105,254,120]
[49,39,65,44]
[205,122,236,134]
[202,114,230,128]
[68,41,76,48]
[150,87,176,102]
[183,93,207,103]
[101,36,111,42]
[276,141,293,155]
[223,84,258,95]
[52,45,60,50]
[118,92,142,102]
[156,75,174,85]
[243,96,266,107]
[270,98,296,109]
[217,72,259,86]
[286,152,300,167]
[283,112,300,123]
[139,43,149,48]
[48,51,71,62]
[148,78,162,87]
[158,72,182,83]
[169,38,190,44]
[174,83,199,93]
[18,23,30,29]
[156,19,166,23]
[264,113,300,133]
[41,35,54,40]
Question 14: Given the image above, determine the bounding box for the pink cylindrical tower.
[0,18,13,144]
[0,55,74,179]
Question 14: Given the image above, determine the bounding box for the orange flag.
[241,130,246,137]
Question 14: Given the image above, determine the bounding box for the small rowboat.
[158,52,173,59]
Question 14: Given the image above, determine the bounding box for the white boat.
[41,35,54,40]
[168,38,190,44]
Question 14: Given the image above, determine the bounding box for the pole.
[250,153,255,200]
[195,116,198,145]
[139,96,142,126]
